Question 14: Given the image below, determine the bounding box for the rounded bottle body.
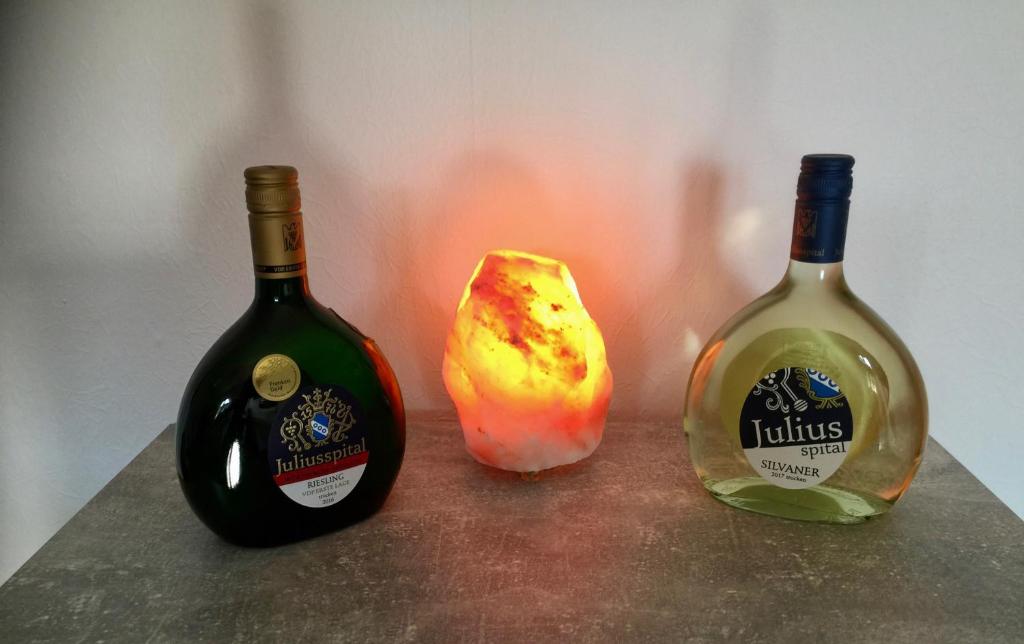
[685,263,927,523]
[685,154,927,523]
[177,290,405,545]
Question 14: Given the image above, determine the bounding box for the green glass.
[176,168,404,546]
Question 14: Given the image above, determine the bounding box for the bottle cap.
[245,165,301,214]
[797,154,854,202]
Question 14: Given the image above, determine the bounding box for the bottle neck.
[248,209,310,303]
[254,275,310,302]
[786,195,849,291]
[785,154,854,289]
[789,198,849,264]
[783,258,846,290]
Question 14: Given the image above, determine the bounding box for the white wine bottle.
[684,154,927,523]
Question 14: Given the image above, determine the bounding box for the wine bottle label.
[252,354,301,401]
[249,212,307,278]
[267,385,369,508]
[739,367,853,489]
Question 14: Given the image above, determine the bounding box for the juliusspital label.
[266,385,368,508]
[739,367,853,489]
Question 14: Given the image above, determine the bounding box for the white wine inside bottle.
[684,155,927,523]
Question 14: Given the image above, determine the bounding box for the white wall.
[2,0,1021,582]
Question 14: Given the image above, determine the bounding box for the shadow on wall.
[649,159,756,404]
[383,0,781,417]
[607,0,781,417]
[180,1,761,420]
[178,0,395,374]
[179,0,349,300]
[178,0,449,413]
[364,150,757,419]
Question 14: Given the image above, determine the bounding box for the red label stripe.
[273,451,369,486]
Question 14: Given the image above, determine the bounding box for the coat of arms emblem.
[279,388,356,452]
[282,222,302,251]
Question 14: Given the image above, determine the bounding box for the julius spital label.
[267,385,368,508]
[739,367,853,489]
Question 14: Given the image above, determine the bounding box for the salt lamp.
[442,250,613,472]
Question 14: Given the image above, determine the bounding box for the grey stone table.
[1,415,1022,643]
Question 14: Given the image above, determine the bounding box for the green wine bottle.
[176,165,405,545]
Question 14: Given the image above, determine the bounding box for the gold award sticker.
[252,354,301,401]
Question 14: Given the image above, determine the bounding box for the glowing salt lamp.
[442,250,613,472]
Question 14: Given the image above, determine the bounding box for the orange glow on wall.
[442,250,613,472]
